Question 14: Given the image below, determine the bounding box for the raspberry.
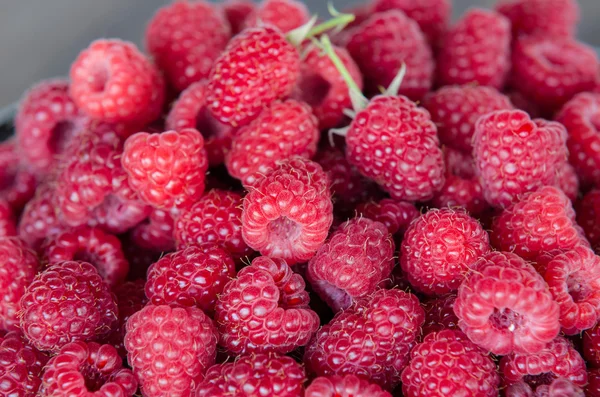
[20,261,118,352]
[215,256,319,354]
[225,99,319,187]
[222,0,255,35]
[121,129,208,209]
[511,37,599,112]
[18,185,64,251]
[589,369,600,397]
[305,375,392,397]
[145,1,230,91]
[544,246,600,334]
[578,190,600,253]
[40,341,137,397]
[146,245,235,314]
[304,289,424,390]
[556,162,579,202]
[584,322,600,367]
[0,331,48,397]
[0,200,15,238]
[131,208,175,253]
[431,176,487,216]
[473,111,568,208]
[495,0,579,39]
[421,294,459,336]
[107,280,147,357]
[125,305,217,397]
[402,329,499,397]
[166,81,234,166]
[508,89,543,119]
[43,226,129,287]
[0,238,39,332]
[355,198,419,236]
[207,26,300,127]
[197,353,306,397]
[444,146,477,180]
[292,44,363,130]
[506,378,584,397]
[423,85,514,153]
[491,186,584,262]
[174,189,250,260]
[343,10,434,100]
[242,157,333,264]
[244,0,309,33]
[401,208,490,295]
[454,251,560,355]
[0,141,37,213]
[345,95,445,202]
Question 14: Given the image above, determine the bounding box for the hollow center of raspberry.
[80,364,106,392]
[49,120,77,154]
[489,307,523,332]
[196,107,223,140]
[566,273,592,303]
[267,216,302,246]
[523,373,557,389]
[89,65,109,93]
[298,73,331,107]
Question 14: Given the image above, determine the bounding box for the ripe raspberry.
[577,190,600,253]
[222,0,255,35]
[454,251,560,355]
[0,331,48,397]
[589,369,600,397]
[225,99,319,187]
[491,186,584,262]
[495,0,579,39]
[304,289,425,390]
[20,261,118,352]
[215,256,319,354]
[556,162,579,202]
[166,81,234,166]
[343,11,434,100]
[511,37,598,112]
[0,140,37,213]
[473,110,568,208]
[131,208,175,253]
[18,185,64,251]
[122,129,208,209]
[355,198,419,236]
[125,305,218,397]
[292,44,363,130]
[345,95,445,202]
[43,226,129,286]
[423,85,514,153]
[444,146,477,180]
[506,378,584,397]
[0,200,15,237]
[507,89,543,119]
[306,375,392,397]
[431,176,487,215]
[207,26,300,127]
[242,157,333,264]
[421,294,459,336]
[584,322,600,368]
[40,341,137,397]
[197,353,306,397]
[307,218,394,311]
[145,1,230,91]
[0,238,39,332]
[107,280,147,357]
[401,208,490,295]
[244,0,309,33]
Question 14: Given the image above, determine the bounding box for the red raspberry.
[506,378,585,397]
[589,369,600,397]
[0,331,48,397]
[304,289,425,390]
[125,305,218,397]
[431,176,487,216]
[215,256,319,354]
[401,208,490,295]
[107,280,147,357]
[18,185,64,251]
[225,99,319,187]
[444,146,477,179]
[355,198,419,236]
[345,95,445,202]
[43,226,129,287]
[402,329,499,397]
[423,85,514,153]
[306,375,392,397]
[507,89,543,119]
[0,238,39,332]
[244,0,309,33]
[342,10,434,100]
[454,251,560,355]
[131,208,175,253]
[584,322,600,368]
[495,0,579,39]
[122,129,208,209]
[166,81,234,166]
[556,162,579,202]
[511,37,598,112]
[40,341,137,397]
[197,353,306,397]
[292,44,363,130]
[0,157,37,215]
[421,294,459,336]
[222,0,256,35]
[473,111,568,208]
[544,246,600,334]
[0,200,15,237]
[577,190,600,253]
[491,186,584,262]
[145,1,230,91]
[242,157,333,264]
[207,26,300,127]
[20,261,118,352]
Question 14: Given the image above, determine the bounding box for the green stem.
[307,13,355,38]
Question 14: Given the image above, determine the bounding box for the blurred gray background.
[1,0,598,108]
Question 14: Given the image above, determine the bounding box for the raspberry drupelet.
[305,375,392,397]
[131,207,175,253]
[18,184,64,251]
[244,0,310,33]
[0,331,49,397]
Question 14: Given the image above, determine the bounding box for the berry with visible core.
[495,0,580,39]
[355,198,419,237]
[0,331,48,397]
[244,0,310,33]
[306,375,392,397]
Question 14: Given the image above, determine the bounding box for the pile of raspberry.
[4,0,600,396]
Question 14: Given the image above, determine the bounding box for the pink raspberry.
[0,140,37,212]
[556,162,579,202]
[244,0,309,33]
[577,189,600,253]
[20,261,118,352]
[107,280,147,357]
[222,0,255,35]
[421,294,459,336]
[242,157,333,264]
[454,251,560,355]
[18,184,65,251]
[401,208,490,295]
[304,289,425,390]
[125,305,217,397]
[355,198,419,236]
[444,146,478,179]
[122,129,208,210]
[506,377,585,397]
[40,341,137,397]
[0,331,48,397]
[131,208,175,253]
[495,0,580,39]
[306,375,392,397]
[215,256,319,354]
[0,200,15,237]
[473,110,568,208]
[145,1,231,91]
[225,99,319,187]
